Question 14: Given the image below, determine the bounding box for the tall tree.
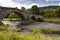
[30,5,40,15]
[21,7,26,12]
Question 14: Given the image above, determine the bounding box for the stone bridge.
[0,6,41,24]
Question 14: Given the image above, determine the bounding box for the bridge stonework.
[0,6,40,24]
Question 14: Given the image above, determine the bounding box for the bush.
[8,27,21,32]
[29,27,40,33]
[40,28,53,34]
[24,18,33,25]
[37,17,44,22]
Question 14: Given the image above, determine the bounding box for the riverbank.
[44,18,60,23]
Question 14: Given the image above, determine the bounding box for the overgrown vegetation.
[37,17,44,22]
[3,12,20,21]
[0,24,60,40]
[29,27,60,34]
[0,29,59,40]
[44,18,60,23]
[29,5,60,18]
[28,5,60,23]
[0,32,58,40]
[0,24,21,32]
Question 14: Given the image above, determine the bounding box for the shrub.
[8,27,21,32]
[37,17,44,22]
[24,18,33,25]
[40,28,53,34]
[29,27,40,33]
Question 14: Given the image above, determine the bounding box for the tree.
[44,8,57,18]
[39,10,44,16]
[56,7,60,17]
[30,5,40,15]
[8,12,19,18]
[21,7,26,12]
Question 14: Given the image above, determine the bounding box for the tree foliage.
[28,6,60,18]
[44,8,57,18]
[21,7,26,12]
[8,12,19,18]
[56,7,60,17]
[30,5,40,15]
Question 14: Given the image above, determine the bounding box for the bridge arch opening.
[2,11,26,25]
[3,12,20,21]
[31,16,36,21]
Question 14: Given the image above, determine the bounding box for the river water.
[2,21,60,38]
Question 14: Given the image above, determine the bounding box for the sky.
[0,0,60,9]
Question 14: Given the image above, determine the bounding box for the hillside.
[39,6,60,10]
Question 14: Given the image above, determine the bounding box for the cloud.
[0,0,15,7]
[46,0,49,1]
[59,3,60,6]
[0,0,40,9]
[13,0,60,6]
[0,0,26,9]
[26,3,40,8]
[46,0,60,2]
[0,0,60,9]
[13,0,46,4]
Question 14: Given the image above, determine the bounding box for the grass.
[1,24,60,34]
[0,24,60,40]
[0,24,10,31]
[0,32,58,40]
[3,18,20,21]
[29,27,60,34]
[0,24,21,32]
[44,18,60,23]
[3,18,60,23]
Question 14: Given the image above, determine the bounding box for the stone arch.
[3,11,26,24]
[30,16,36,21]
[4,11,25,20]
[14,11,26,21]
